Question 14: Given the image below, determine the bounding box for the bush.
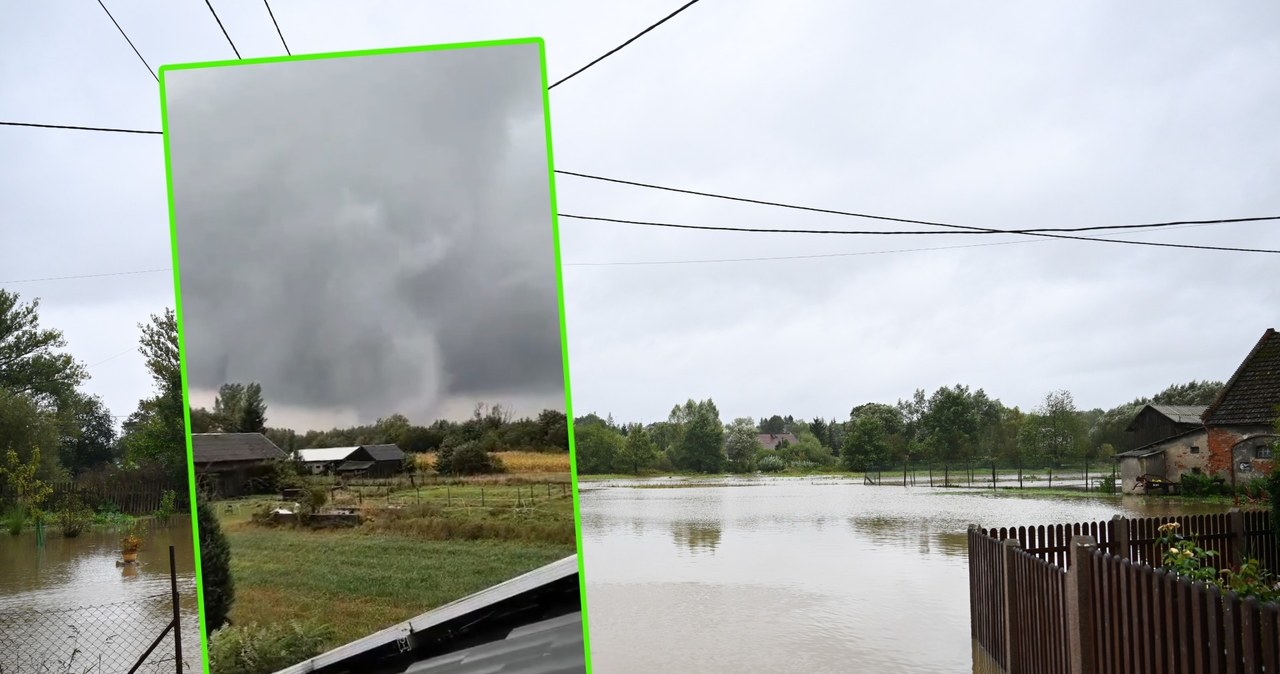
[198,502,235,635]
[1238,476,1271,501]
[1097,476,1117,494]
[4,504,25,535]
[1179,472,1229,497]
[155,490,177,521]
[757,455,786,473]
[56,507,93,537]
[438,442,506,476]
[208,621,332,674]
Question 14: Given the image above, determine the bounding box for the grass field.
[214,474,577,650]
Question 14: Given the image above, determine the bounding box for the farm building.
[1124,404,1207,450]
[756,432,799,450]
[296,444,408,477]
[1203,328,1280,485]
[191,432,289,498]
[1114,427,1209,494]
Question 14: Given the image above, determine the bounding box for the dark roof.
[192,433,287,464]
[756,433,799,450]
[1204,328,1280,426]
[1114,427,1205,459]
[362,444,406,461]
[402,612,584,674]
[1124,404,1208,431]
[273,556,581,674]
[338,461,375,472]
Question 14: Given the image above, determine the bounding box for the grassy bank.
[213,476,577,650]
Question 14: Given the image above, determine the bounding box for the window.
[1189,446,1200,454]
[1258,446,1273,460]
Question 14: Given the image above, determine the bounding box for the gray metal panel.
[402,613,584,674]
[273,556,579,674]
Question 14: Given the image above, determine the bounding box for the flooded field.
[0,518,202,674]
[579,476,1233,674]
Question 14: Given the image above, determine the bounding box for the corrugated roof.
[1149,405,1208,425]
[1204,329,1280,426]
[402,612,584,674]
[191,433,287,464]
[1114,427,1205,458]
[362,444,407,461]
[298,447,361,463]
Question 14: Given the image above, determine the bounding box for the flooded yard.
[579,476,1234,674]
[0,518,202,674]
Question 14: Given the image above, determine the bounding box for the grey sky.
[2,1,1277,432]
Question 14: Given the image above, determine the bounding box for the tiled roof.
[756,433,799,450]
[362,444,407,461]
[1204,329,1280,426]
[191,433,287,464]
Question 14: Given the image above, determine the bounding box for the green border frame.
[157,37,592,674]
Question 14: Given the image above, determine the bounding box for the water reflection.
[581,478,1234,674]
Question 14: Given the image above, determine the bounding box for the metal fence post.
[1066,536,1097,674]
[1001,539,1021,672]
[170,545,182,674]
[1111,514,1130,560]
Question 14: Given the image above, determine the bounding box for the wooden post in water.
[1066,536,1097,674]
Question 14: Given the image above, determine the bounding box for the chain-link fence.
[0,548,190,674]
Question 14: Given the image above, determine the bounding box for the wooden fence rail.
[970,513,1280,674]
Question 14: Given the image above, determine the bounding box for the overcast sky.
[2,1,1277,432]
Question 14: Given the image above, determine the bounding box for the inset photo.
[159,39,583,674]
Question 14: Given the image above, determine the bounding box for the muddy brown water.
[0,518,202,674]
[579,476,1233,674]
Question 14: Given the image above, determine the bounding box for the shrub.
[198,502,235,635]
[1179,472,1229,497]
[208,621,332,674]
[1238,476,1271,501]
[757,455,786,473]
[56,507,93,537]
[1097,476,1117,494]
[155,490,177,521]
[3,504,25,535]
[439,443,506,476]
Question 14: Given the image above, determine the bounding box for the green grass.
[213,481,576,650]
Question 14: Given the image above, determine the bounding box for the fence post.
[1066,536,1097,674]
[1001,539,1022,671]
[1111,515,1130,560]
[1229,507,1247,568]
[169,545,182,674]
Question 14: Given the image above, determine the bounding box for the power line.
[95,0,157,82]
[0,268,170,285]
[0,121,161,135]
[549,0,705,89]
[205,0,242,59]
[88,347,137,369]
[263,0,291,56]
[556,170,1280,244]
[559,213,1279,237]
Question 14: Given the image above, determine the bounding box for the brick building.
[1202,328,1280,484]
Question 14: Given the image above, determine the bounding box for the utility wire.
[549,0,705,89]
[263,0,291,55]
[0,121,161,135]
[95,0,157,82]
[0,268,170,285]
[205,0,242,59]
[88,347,137,369]
[559,213,1279,237]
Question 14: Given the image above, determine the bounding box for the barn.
[296,444,408,477]
[191,432,289,498]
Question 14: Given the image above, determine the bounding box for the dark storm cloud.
[164,43,564,421]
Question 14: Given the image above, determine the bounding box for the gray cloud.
[165,43,564,423]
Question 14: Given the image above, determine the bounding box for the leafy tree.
[238,383,268,434]
[0,290,88,409]
[117,310,185,477]
[677,401,724,473]
[574,423,622,474]
[58,394,117,476]
[536,409,569,450]
[921,385,979,463]
[399,425,446,454]
[189,407,220,434]
[810,417,830,449]
[0,388,63,480]
[760,415,785,434]
[373,412,408,444]
[1031,390,1083,467]
[213,384,246,431]
[198,501,234,635]
[723,418,759,471]
[616,424,659,474]
[842,415,890,471]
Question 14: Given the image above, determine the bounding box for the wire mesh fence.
[0,548,190,674]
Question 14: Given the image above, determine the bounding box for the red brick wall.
[1206,425,1276,477]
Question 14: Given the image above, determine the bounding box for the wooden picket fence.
[970,511,1280,673]
[0,481,188,516]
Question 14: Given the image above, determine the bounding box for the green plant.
[207,621,333,674]
[199,501,235,635]
[757,455,786,473]
[1218,558,1280,603]
[1098,476,1117,494]
[120,520,144,552]
[1156,522,1219,583]
[1178,472,1230,497]
[3,503,25,535]
[154,490,177,521]
[56,507,92,538]
[440,443,506,476]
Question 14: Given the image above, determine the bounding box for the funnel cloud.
[165,43,564,426]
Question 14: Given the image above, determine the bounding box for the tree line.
[0,289,186,493]
[190,388,571,457]
[573,380,1225,475]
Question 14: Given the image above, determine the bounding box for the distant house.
[1115,428,1209,494]
[1202,328,1280,484]
[1124,404,1207,450]
[757,432,799,451]
[191,432,288,498]
[296,444,408,477]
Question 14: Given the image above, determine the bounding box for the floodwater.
[579,476,1232,674]
[0,518,202,674]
